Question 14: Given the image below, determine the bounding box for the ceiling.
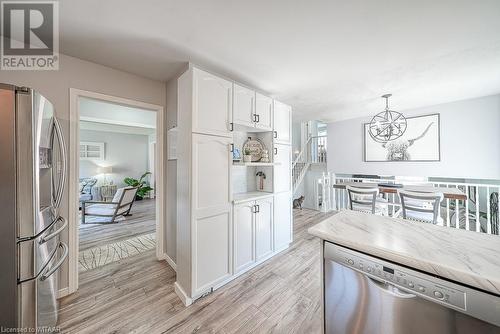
[59,0,500,122]
[79,97,156,133]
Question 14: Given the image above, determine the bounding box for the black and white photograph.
[364,114,441,162]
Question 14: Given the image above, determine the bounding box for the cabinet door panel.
[273,144,291,193]
[234,202,255,272]
[273,101,291,144]
[233,84,255,128]
[195,211,231,291]
[274,192,292,250]
[192,134,231,212]
[255,198,273,260]
[255,93,273,130]
[193,68,232,137]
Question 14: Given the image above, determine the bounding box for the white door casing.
[192,68,233,138]
[68,89,165,296]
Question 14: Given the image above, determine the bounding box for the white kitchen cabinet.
[274,192,292,251]
[273,144,291,193]
[273,100,291,144]
[192,133,232,293]
[175,65,292,306]
[234,202,255,273]
[176,66,234,305]
[255,93,273,131]
[192,67,233,137]
[255,197,274,260]
[234,196,274,272]
[195,210,232,291]
[233,83,255,129]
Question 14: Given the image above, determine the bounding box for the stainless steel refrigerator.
[0,84,68,331]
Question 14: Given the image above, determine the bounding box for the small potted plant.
[124,172,154,200]
[243,148,252,163]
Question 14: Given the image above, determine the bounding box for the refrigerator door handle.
[40,242,68,281]
[39,216,67,244]
[18,244,58,284]
[17,213,60,244]
[52,116,67,209]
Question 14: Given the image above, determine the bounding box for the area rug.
[79,233,156,272]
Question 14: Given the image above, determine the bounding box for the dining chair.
[398,190,444,225]
[346,185,388,215]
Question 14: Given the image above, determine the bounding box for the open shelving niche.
[232,130,274,199]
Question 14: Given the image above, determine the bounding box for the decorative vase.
[243,155,252,163]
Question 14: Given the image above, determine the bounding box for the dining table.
[333,181,467,201]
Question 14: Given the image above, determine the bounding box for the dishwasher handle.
[367,276,417,299]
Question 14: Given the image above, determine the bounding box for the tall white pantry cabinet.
[175,65,292,305]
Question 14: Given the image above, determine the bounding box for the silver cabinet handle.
[41,242,68,281]
[273,131,277,139]
[274,147,278,155]
[230,143,234,152]
[39,216,67,244]
[52,117,67,209]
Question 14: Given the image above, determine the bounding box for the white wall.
[327,94,500,179]
[80,97,157,128]
[0,54,167,290]
[79,129,150,187]
[292,122,302,158]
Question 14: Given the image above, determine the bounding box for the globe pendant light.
[368,94,407,143]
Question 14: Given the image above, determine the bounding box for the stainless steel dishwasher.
[324,242,500,334]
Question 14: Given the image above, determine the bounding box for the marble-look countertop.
[308,210,500,295]
[233,191,273,204]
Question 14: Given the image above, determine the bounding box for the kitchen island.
[309,210,500,334]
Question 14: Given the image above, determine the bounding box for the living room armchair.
[81,186,138,224]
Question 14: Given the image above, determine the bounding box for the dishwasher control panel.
[330,244,466,310]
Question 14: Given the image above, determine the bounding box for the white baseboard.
[174,282,193,307]
[57,287,69,299]
[157,252,177,272]
[165,254,177,272]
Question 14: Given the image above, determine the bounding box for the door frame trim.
[68,88,165,295]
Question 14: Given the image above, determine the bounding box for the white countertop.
[233,191,273,204]
[308,210,500,295]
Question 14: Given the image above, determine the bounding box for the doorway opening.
[68,89,164,294]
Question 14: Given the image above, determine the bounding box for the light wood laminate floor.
[79,198,156,251]
[59,208,336,333]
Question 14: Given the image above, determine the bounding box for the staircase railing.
[292,137,311,193]
[308,136,327,164]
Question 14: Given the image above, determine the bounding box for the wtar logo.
[1,1,59,70]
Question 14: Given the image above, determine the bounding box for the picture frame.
[363,113,440,162]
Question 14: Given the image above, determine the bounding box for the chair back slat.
[398,190,444,224]
[346,186,379,214]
